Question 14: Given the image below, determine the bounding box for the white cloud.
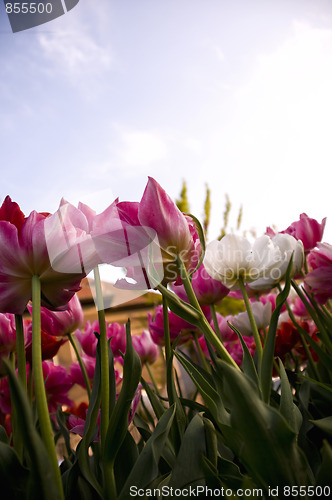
[183,136,203,155]
[235,20,332,142]
[203,39,225,62]
[119,129,168,169]
[37,31,112,79]
[35,4,114,89]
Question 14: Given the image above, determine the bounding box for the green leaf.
[279,359,302,433]
[174,351,230,427]
[4,360,60,500]
[309,417,332,438]
[133,413,152,442]
[164,348,187,452]
[0,425,8,444]
[203,417,218,469]
[104,322,142,466]
[118,405,176,499]
[0,441,29,499]
[315,441,332,486]
[114,431,139,492]
[218,361,313,491]
[56,408,74,459]
[168,414,206,489]
[298,374,332,394]
[216,456,250,491]
[228,322,260,388]
[300,328,332,371]
[157,283,203,326]
[77,340,103,498]
[261,259,292,403]
[62,461,102,500]
[108,340,117,415]
[134,413,176,469]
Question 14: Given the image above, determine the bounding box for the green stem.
[176,256,240,370]
[193,333,210,373]
[104,464,117,500]
[163,295,175,407]
[321,304,332,320]
[93,266,109,453]
[146,362,160,396]
[210,304,222,339]
[9,351,23,461]
[68,333,91,398]
[238,276,263,370]
[31,275,64,500]
[15,314,27,391]
[282,295,321,381]
[162,294,186,450]
[28,363,33,403]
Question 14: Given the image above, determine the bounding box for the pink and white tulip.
[92,178,200,288]
[267,213,326,252]
[0,196,98,314]
[132,330,159,365]
[305,242,332,303]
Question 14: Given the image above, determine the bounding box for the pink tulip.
[42,361,74,415]
[0,196,98,314]
[173,263,230,305]
[69,354,123,390]
[92,178,200,288]
[148,304,202,346]
[210,313,237,341]
[74,320,99,357]
[199,322,255,366]
[138,178,200,281]
[27,293,84,337]
[92,199,161,289]
[292,296,309,317]
[75,320,127,358]
[267,213,326,252]
[132,330,159,365]
[0,361,73,416]
[0,313,17,375]
[108,322,127,357]
[305,242,332,303]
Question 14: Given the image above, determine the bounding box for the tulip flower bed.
[0,178,331,499]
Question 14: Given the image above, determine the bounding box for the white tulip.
[204,234,282,289]
[249,233,304,290]
[231,301,272,336]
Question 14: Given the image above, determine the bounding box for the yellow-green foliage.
[215,296,246,316]
[203,184,211,235]
[176,180,190,213]
[219,194,231,239]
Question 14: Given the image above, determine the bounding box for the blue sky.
[1,0,331,244]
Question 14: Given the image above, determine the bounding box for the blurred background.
[1,0,331,242]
